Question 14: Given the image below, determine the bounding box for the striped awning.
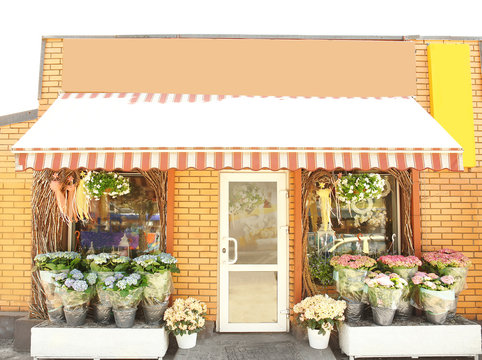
[12,93,464,172]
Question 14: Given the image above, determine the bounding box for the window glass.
[76,174,160,257]
[308,174,399,257]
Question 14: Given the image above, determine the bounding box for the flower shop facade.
[2,35,482,330]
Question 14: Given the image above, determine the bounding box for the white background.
[1,0,481,116]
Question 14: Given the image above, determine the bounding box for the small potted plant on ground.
[377,255,421,319]
[411,271,455,324]
[293,294,346,349]
[53,269,97,326]
[422,249,471,318]
[364,272,407,326]
[131,253,179,325]
[164,297,207,349]
[330,254,376,322]
[33,251,82,322]
[100,272,146,328]
[86,253,131,324]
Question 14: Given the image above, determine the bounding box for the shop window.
[74,173,161,257]
[308,173,400,257]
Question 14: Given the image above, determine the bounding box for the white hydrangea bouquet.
[164,297,207,336]
[33,252,82,322]
[131,254,179,305]
[81,171,130,200]
[293,294,346,335]
[53,269,97,326]
[54,269,97,308]
[336,173,385,206]
[100,272,146,309]
[86,253,131,273]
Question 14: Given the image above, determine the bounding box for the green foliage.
[309,252,334,286]
[82,171,130,200]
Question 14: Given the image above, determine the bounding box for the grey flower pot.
[47,305,65,323]
[371,306,396,326]
[93,303,113,324]
[64,305,88,327]
[143,301,168,325]
[425,311,448,325]
[113,308,137,328]
[345,302,365,323]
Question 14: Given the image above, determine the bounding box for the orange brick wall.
[171,170,295,322]
[0,38,63,312]
[414,39,482,320]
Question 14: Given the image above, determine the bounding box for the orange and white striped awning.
[12,93,464,172]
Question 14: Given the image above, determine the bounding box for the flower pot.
[46,303,65,323]
[307,328,330,350]
[175,332,197,349]
[395,300,413,320]
[143,301,168,325]
[93,303,113,324]
[64,305,88,326]
[425,311,448,325]
[371,306,396,326]
[345,301,365,322]
[113,308,137,328]
[447,295,459,320]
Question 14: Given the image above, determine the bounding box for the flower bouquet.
[53,269,97,326]
[34,251,82,322]
[131,253,180,325]
[164,297,207,349]
[293,294,346,349]
[377,255,422,319]
[330,254,376,322]
[364,272,408,325]
[100,272,146,328]
[411,271,455,324]
[86,253,131,324]
[422,249,471,318]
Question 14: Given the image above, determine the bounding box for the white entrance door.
[219,171,289,332]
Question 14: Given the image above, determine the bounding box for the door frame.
[217,170,290,332]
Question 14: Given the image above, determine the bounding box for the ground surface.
[2,332,480,360]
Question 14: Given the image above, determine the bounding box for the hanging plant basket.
[81,171,130,200]
[336,173,385,206]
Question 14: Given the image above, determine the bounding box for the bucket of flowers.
[86,253,131,324]
[33,251,82,322]
[364,271,407,326]
[53,269,97,326]
[411,271,456,325]
[293,294,346,349]
[131,253,180,325]
[330,254,376,322]
[377,255,421,319]
[100,272,146,328]
[164,297,207,349]
[422,248,471,318]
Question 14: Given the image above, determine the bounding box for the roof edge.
[0,109,38,127]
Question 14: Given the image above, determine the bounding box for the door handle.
[227,237,238,265]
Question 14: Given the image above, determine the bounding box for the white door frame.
[218,171,289,332]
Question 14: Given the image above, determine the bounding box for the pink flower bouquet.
[364,272,407,309]
[410,271,456,324]
[422,249,471,295]
[330,255,377,270]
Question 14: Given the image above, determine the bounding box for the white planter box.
[339,316,481,360]
[31,320,169,360]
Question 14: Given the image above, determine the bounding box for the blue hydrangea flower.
[54,272,67,281]
[116,280,127,290]
[72,280,88,292]
[65,278,75,288]
[114,272,124,280]
[130,273,141,280]
[104,276,115,287]
[70,269,84,280]
[125,275,138,286]
[86,273,97,285]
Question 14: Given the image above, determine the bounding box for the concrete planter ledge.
[339,316,481,360]
[31,320,169,360]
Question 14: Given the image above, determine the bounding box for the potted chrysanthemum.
[100,272,146,328]
[53,269,97,326]
[86,253,130,324]
[422,249,471,318]
[411,271,455,324]
[377,255,421,319]
[33,251,82,322]
[164,297,207,349]
[293,294,346,349]
[131,253,179,325]
[364,272,408,326]
[330,254,376,322]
